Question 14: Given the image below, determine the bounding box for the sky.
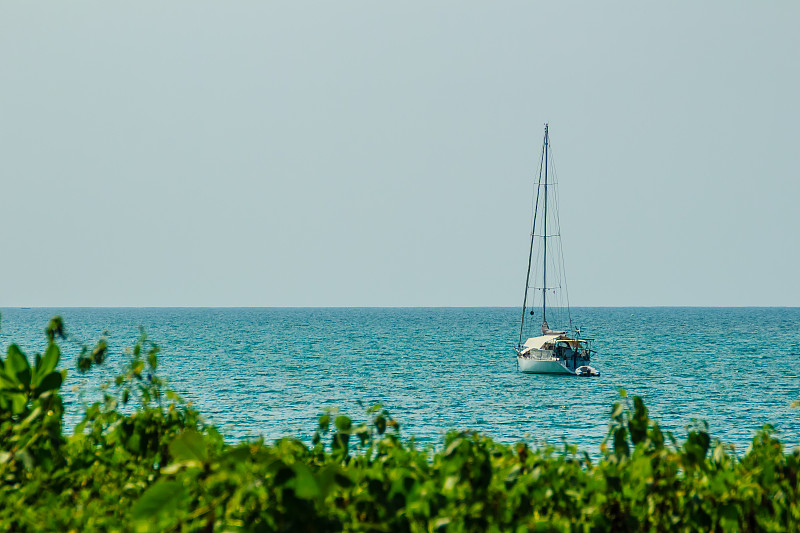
[1,2,798,307]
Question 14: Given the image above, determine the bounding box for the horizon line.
[2,305,798,310]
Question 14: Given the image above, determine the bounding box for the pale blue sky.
[1,2,798,306]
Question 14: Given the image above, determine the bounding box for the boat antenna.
[518,124,547,348]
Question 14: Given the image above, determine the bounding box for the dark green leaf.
[332,432,350,453]
[77,356,92,373]
[147,346,158,370]
[45,316,65,342]
[33,371,62,397]
[375,415,387,435]
[613,427,630,457]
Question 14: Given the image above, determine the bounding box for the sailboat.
[516,124,599,376]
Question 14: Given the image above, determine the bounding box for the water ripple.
[1,307,798,454]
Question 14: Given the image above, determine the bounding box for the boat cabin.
[520,334,589,357]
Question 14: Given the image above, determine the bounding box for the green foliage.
[1,318,799,532]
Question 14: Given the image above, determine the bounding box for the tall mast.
[518,125,547,348]
[542,124,548,332]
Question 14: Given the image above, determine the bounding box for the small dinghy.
[575,366,600,377]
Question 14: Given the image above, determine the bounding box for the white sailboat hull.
[517,356,574,374]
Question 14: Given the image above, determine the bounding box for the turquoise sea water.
[1,307,798,455]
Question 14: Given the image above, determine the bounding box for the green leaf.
[18,406,42,429]
[169,430,208,463]
[92,339,107,365]
[45,316,65,342]
[433,518,451,531]
[220,445,252,466]
[629,396,648,445]
[131,480,187,532]
[6,344,31,389]
[445,437,464,457]
[290,462,319,500]
[33,371,63,397]
[40,342,60,375]
[719,503,739,530]
[375,415,387,435]
[9,392,28,415]
[334,415,352,432]
[355,424,370,445]
[332,432,350,453]
[77,355,92,373]
[314,464,341,497]
[613,428,630,457]
[32,343,60,387]
[0,372,19,390]
[147,346,158,370]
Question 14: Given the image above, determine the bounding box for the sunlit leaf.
[92,339,107,365]
[39,342,60,378]
[131,480,187,532]
[334,415,351,432]
[169,430,208,463]
[6,344,31,388]
[290,462,319,500]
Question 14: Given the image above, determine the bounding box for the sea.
[1,307,798,456]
